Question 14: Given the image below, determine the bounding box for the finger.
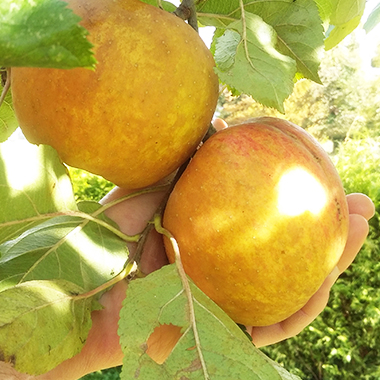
[100,187,167,235]
[100,187,169,272]
[99,186,129,205]
[249,322,290,348]
[249,276,332,348]
[336,213,369,273]
[0,361,31,380]
[139,229,169,274]
[212,118,228,131]
[346,193,375,220]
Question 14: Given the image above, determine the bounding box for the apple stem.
[153,215,210,379]
[71,260,136,301]
[132,158,191,273]
[173,0,198,32]
[0,67,11,108]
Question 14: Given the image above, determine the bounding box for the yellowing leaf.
[329,0,366,25]
[0,136,130,374]
[324,12,363,50]
[0,279,101,375]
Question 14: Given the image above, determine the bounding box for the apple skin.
[11,0,219,189]
[163,117,349,327]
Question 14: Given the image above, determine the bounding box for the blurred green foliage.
[68,167,114,202]
[80,367,121,380]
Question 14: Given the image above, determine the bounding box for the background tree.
[372,42,380,67]
[220,33,380,146]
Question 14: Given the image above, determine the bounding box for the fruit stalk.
[0,67,10,107]
[133,122,218,272]
[174,0,198,32]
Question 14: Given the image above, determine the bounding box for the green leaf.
[364,3,380,33]
[0,0,95,69]
[324,11,363,50]
[214,29,240,71]
[0,137,130,374]
[209,27,225,56]
[119,264,301,380]
[0,137,78,244]
[0,86,17,143]
[196,0,241,28]
[313,0,334,26]
[0,209,128,292]
[329,0,366,25]
[321,0,366,49]
[0,279,101,375]
[261,0,324,84]
[214,13,296,112]
[197,0,324,83]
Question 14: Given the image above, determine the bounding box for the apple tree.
[0,0,377,379]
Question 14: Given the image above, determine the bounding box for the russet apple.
[163,117,349,326]
[11,0,219,189]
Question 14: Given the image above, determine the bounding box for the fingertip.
[350,213,370,240]
[212,118,228,131]
[336,213,369,273]
[346,193,375,220]
[249,323,289,348]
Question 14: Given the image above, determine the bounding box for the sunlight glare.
[2,137,44,191]
[277,168,327,216]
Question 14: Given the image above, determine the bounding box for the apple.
[163,117,349,326]
[10,0,219,189]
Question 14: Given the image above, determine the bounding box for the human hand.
[26,192,373,380]
[0,120,374,380]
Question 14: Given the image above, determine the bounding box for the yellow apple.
[163,117,349,326]
[11,0,219,189]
